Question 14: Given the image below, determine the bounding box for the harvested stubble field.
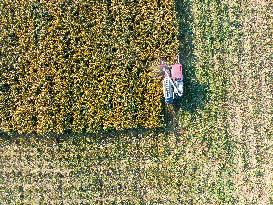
[0,0,272,204]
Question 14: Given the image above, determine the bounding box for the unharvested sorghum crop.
[0,0,179,134]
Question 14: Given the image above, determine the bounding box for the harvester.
[160,56,183,104]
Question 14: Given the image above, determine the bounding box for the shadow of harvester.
[171,0,209,114]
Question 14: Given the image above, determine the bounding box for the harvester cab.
[160,56,183,104]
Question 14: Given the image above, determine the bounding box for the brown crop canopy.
[0,0,179,135]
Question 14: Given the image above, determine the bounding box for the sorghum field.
[0,0,179,134]
[0,0,272,204]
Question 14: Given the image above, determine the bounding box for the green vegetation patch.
[0,0,179,134]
